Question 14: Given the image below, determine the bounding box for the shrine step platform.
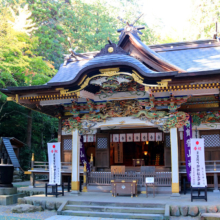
[57,201,166,219]
[0,187,25,205]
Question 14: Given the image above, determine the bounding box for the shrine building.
[2,22,220,196]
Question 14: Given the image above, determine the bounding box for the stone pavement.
[45,216,200,220]
[45,217,140,220]
[0,204,56,220]
[23,191,220,206]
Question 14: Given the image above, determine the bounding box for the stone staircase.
[58,201,169,219]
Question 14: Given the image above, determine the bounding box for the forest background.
[0,0,219,172]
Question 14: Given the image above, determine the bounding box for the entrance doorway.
[112,141,164,166]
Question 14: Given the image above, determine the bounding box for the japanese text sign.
[190,138,207,187]
[184,115,192,182]
[47,142,61,185]
[146,177,154,184]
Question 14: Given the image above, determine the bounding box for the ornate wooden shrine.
[2,16,220,195]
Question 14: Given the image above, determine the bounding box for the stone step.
[201,213,220,219]
[61,210,164,219]
[13,179,22,182]
[67,201,165,208]
[64,204,164,214]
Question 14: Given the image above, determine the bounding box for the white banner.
[113,134,119,142]
[141,133,148,141]
[47,142,61,185]
[127,133,133,142]
[134,133,140,142]
[148,133,155,141]
[156,132,163,141]
[191,138,207,187]
[120,134,126,142]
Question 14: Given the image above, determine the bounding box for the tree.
[26,0,157,69]
[187,0,220,40]
[0,1,56,88]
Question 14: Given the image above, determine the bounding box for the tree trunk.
[26,110,32,150]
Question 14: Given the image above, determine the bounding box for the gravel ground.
[0,205,56,220]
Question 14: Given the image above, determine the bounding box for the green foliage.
[0,0,158,171]
[188,0,220,40]
[26,0,157,68]
[0,98,58,169]
[0,2,56,88]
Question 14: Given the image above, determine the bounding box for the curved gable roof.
[47,54,156,85]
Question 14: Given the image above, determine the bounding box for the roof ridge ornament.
[117,13,145,40]
[63,37,90,66]
[94,37,128,57]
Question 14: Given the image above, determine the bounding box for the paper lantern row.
[110,132,163,143]
[82,132,163,143]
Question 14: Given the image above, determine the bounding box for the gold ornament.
[108,47,114,53]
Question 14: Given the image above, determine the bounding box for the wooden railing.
[87,171,172,186]
[179,160,220,172]
[32,161,71,172]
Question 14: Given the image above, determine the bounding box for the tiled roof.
[47,54,155,84]
[157,47,220,72]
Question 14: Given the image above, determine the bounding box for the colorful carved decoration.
[70,101,79,116]
[62,97,191,134]
[81,113,110,122]
[90,75,132,89]
[63,95,188,117]
[162,111,190,131]
[62,118,97,135]
[132,110,167,120]
[91,74,145,95]
[137,94,188,112]
[132,110,189,132]
[191,111,220,126]
[62,117,82,133]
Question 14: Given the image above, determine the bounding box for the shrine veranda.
[2,23,220,196]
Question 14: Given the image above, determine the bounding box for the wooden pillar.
[71,129,80,194]
[82,162,87,192]
[213,173,219,192]
[30,173,35,188]
[170,128,180,196]
[58,117,62,143]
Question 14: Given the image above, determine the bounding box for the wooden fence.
[87,171,171,186]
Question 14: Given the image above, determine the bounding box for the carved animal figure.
[90,77,108,86]
[132,110,167,119]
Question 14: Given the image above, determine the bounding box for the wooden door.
[61,135,72,162]
[200,130,220,161]
[95,133,109,168]
[164,134,171,167]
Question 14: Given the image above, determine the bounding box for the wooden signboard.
[111,165,125,174]
[114,143,123,163]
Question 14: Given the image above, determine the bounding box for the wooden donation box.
[133,159,144,166]
[111,180,137,197]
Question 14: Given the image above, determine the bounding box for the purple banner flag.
[184,115,192,182]
[80,136,90,172]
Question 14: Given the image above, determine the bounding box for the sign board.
[47,142,61,185]
[114,143,123,163]
[146,177,154,184]
[191,138,207,187]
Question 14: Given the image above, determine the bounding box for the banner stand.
[191,186,207,202]
[46,142,64,197]
[190,138,207,202]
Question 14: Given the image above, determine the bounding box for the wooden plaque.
[111,165,125,174]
